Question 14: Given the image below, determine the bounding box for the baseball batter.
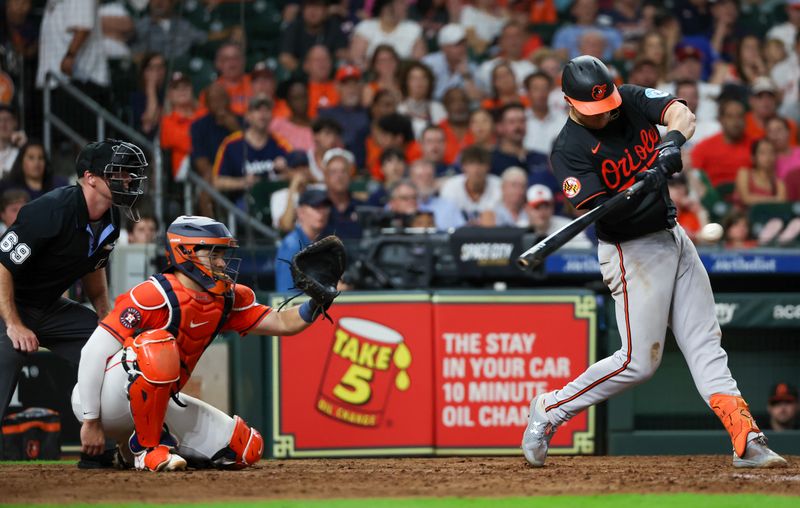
[71,216,335,471]
[522,56,787,468]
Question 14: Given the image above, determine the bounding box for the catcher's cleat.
[133,444,187,472]
[522,393,558,467]
[733,434,788,468]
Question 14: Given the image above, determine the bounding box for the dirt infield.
[1,456,799,504]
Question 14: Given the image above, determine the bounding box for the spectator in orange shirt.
[692,99,752,187]
[367,112,416,181]
[439,87,474,165]
[199,42,252,116]
[744,77,798,145]
[303,45,339,119]
[160,72,202,180]
[480,61,530,113]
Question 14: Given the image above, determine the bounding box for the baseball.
[698,223,724,243]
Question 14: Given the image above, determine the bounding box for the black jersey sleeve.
[551,148,608,210]
[619,84,684,126]
[0,201,63,275]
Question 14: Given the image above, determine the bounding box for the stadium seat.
[747,202,796,232]
[715,182,736,203]
[248,179,288,225]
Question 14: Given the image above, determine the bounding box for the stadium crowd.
[3,0,800,247]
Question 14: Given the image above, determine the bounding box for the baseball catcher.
[71,216,344,471]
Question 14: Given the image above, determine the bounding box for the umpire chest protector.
[125,273,233,388]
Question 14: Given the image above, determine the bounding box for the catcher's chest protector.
[147,273,232,388]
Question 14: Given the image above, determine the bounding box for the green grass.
[2,494,799,508]
[0,460,75,465]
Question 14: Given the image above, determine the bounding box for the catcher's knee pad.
[710,393,760,458]
[126,330,180,449]
[211,415,263,469]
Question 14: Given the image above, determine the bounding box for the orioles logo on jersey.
[591,84,607,101]
[562,177,581,198]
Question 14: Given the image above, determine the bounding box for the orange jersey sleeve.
[100,280,170,344]
[223,284,272,336]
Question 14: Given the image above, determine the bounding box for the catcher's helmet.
[164,216,239,295]
[562,56,622,116]
[76,139,148,218]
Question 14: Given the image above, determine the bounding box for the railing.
[42,72,279,242]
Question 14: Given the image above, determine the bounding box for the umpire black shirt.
[0,185,119,308]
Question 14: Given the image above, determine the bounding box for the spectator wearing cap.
[0,189,29,235]
[160,72,202,181]
[272,151,323,233]
[766,382,799,431]
[766,0,800,55]
[278,0,348,74]
[745,77,798,145]
[488,166,529,228]
[271,78,314,152]
[308,117,344,182]
[318,65,370,169]
[350,0,426,68]
[213,94,291,210]
[303,45,339,119]
[490,103,554,195]
[131,0,210,60]
[421,24,482,102]
[438,88,474,166]
[477,22,537,96]
[0,105,27,177]
[367,148,407,207]
[663,44,722,126]
[0,140,68,201]
[251,63,277,104]
[523,71,567,156]
[525,184,592,249]
[275,188,332,292]
[322,148,364,239]
[397,61,447,140]
[409,160,465,231]
[190,82,243,217]
[692,98,752,188]
[551,0,623,62]
[440,145,501,224]
[367,113,418,181]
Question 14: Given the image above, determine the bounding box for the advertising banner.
[432,292,597,455]
[270,293,435,458]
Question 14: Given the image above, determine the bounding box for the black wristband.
[661,130,687,148]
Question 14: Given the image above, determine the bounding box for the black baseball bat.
[516,180,646,271]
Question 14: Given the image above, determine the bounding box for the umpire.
[0,140,148,460]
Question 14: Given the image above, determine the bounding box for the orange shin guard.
[229,416,263,468]
[709,393,760,458]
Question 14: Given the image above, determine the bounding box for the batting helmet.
[164,216,239,295]
[561,56,622,116]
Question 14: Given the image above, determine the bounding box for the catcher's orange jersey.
[101,273,270,388]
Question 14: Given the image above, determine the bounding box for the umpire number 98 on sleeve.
[0,232,31,264]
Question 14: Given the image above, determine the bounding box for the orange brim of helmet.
[568,87,622,116]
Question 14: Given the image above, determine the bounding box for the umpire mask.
[104,141,148,221]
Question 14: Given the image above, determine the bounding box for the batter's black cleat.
[77,449,117,469]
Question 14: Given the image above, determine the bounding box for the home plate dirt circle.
[1,456,799,504]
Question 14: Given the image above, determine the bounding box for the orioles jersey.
[100,273,271,388]
[551,85,683,243]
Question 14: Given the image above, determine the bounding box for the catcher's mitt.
[290,235,346,320]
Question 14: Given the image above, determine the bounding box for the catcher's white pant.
[71,349,235,463]
[542,224,741,426]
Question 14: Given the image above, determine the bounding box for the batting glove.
[654,140,683,175]
[635,165,669,192]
